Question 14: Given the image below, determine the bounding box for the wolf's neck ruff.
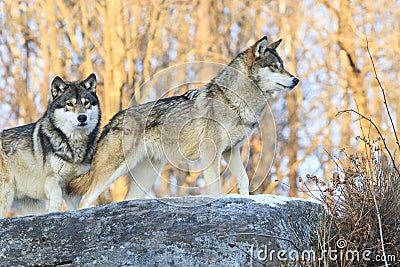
[206,59,271,127]
[39,117,95,164]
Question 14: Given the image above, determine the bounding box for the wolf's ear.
[51,76,68,99]
[82,73,97,93]
[268,39,282,50]
[254,36,268,58]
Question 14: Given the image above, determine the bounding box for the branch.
[366,39,400,153]
[363,42,391,267]
[336,109,400,177]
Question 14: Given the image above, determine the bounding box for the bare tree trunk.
[80,3,94,78]
[37,1,51,109]
[280,0,302,197]
[338,0,368,139]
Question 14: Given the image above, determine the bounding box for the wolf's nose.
[77,114,87,123]
[292,77,299,85]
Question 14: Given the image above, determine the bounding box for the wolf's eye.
[83,99,90,106]
[66,101,73,107]
[270,63,279,70]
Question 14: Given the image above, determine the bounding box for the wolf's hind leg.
[223,146,250,195]
[125,159,164,200]
[203,159,222,197]
[79,163,129,209]
[200,139,222,197]
[64,194,81,210]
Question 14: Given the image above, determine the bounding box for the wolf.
[69,36,299,209]
[0,73,101,217]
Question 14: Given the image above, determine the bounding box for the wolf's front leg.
[0,150,14,217]
[45,176,63,213]
[0,182,14,217]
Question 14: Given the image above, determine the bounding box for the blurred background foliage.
[0,0,399,203]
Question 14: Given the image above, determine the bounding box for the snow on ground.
[224,194,321,207]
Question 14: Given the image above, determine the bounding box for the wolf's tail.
[67,170,94,196]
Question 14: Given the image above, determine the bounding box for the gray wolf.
[0,74,101,216]
[70,36,299,209]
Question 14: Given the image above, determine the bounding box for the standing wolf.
[0,74,101,216]
[70,36,299,209]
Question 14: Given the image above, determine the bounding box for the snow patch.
[224,194,321,207]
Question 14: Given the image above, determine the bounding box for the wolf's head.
[248,36,299,94]
[49,73,101,135]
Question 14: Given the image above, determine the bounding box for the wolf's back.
[0,123,36,155]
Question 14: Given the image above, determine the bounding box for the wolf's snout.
[292,77,299,85]
[77,114,87,123]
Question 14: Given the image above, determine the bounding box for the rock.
[0,195,323,266]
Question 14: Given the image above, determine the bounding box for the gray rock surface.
[0,195,322,266]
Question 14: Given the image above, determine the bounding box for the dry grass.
[303,42,399,266]
[305,148,399,266]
